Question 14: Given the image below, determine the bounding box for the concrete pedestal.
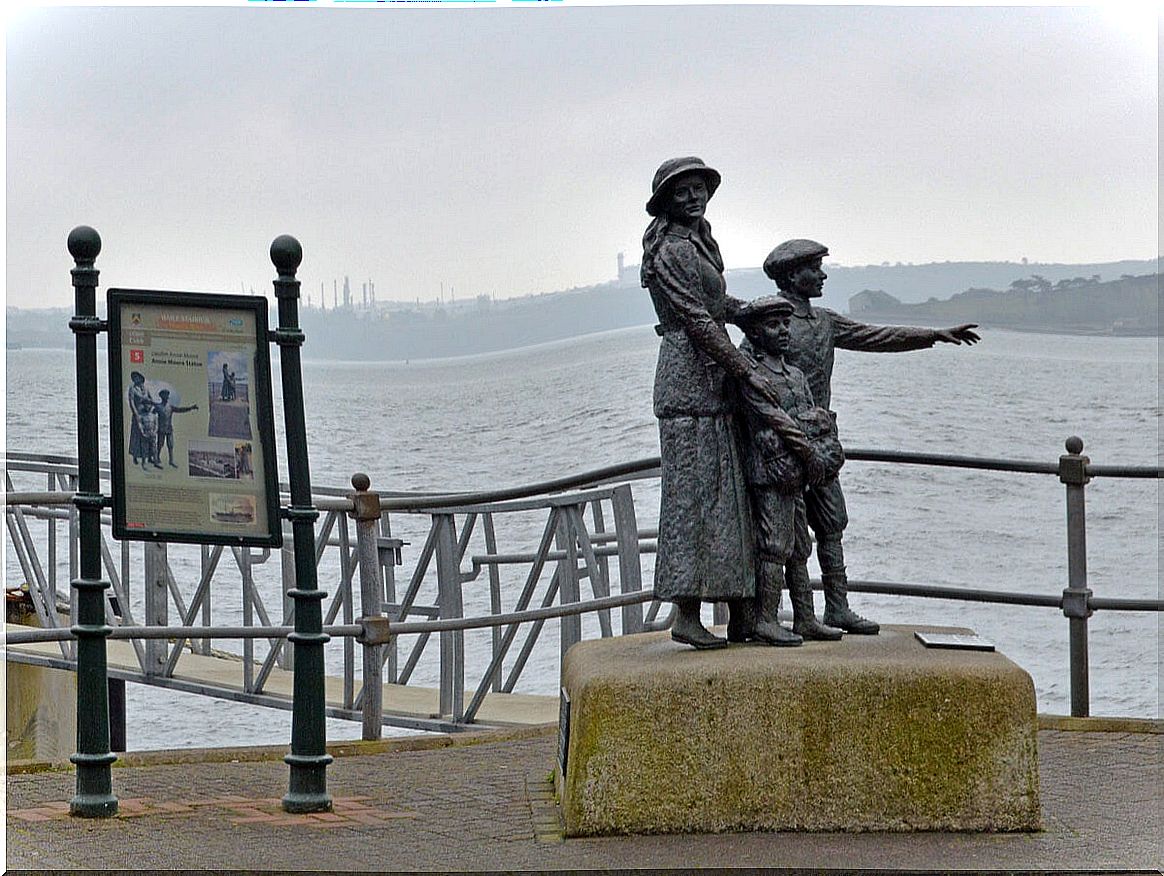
[557,625,1040,835]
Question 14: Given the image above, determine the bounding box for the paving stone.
[5,726,1160,871]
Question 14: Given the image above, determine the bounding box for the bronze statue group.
[642,156,980,650]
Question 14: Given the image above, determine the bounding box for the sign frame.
[107,288,282,547]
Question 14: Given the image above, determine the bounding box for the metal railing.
[5,452,666,734]
[5,437,1161,739]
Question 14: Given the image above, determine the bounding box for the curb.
[6,722,557,775]
[1037,713,1162,734]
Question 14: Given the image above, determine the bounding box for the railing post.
[279,520,295,671]
[556,507,582,661]
[198,545,211,656]
[1059,435,1093,718]
[378,515,401,684]
[349,473,384,741]
[143,542,168,677]
[610,484,644,635]
[433,513,464,720]
[240,547,254,692]
[67,224,117,817]
[271,235,332,814]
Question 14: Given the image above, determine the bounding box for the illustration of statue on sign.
[127,370,160,470]
[207,350,252,440]
[153,389,199,468]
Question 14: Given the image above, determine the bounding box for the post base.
[281,792,333,814]
[283,754,333,813]
[69,794,118,818]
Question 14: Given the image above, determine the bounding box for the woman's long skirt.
[654,413,755,602]
[128,416,145,460]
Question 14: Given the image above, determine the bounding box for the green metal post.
[271,235,333,813]
[67,225,118,817]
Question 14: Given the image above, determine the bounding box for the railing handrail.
[4,590,659,646]
[5,449,1160,511]
[8,581,1161,649]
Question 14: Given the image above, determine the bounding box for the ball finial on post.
[270,235,303,276]
[67,226,102,264]
[351,472,371,492]
[1065,436,1084,455]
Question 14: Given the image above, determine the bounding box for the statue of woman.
[641,156,817,649]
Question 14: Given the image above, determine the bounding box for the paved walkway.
[6,721,1161,872]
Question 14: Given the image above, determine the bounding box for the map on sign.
[107,289,281,547]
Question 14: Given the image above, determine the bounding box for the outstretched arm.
[933,324,980,345]
[831,312,977,352]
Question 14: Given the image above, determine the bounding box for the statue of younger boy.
[730,296,847,645]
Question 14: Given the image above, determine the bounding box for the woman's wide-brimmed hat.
[646,156,721,217]
[130,371,145,382]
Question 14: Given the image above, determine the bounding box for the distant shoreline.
[8,262,1159,358]
[7,320,1157,369]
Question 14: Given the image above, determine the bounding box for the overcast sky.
[5,4,1158,309]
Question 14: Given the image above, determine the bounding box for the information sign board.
[107,289,281,546]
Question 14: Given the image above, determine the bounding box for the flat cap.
[763,239,829,279]
[646,156,721,217]
[731,295,794,326]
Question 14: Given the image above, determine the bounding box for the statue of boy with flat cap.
[764,239,980,636]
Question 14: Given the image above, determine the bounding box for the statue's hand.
[748,370,783,406]
[936,323,980,345]
[802,449,829,486]
[746,369,815,458]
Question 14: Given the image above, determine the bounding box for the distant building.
[617,252,639,287]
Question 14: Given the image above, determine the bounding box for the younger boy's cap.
[732,295,794,327]
[763,239,829,279]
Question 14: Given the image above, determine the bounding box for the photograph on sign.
[107,290,281,546]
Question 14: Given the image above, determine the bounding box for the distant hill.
[848,273,1160,336]
[7,257,1159,357]
[5,307,76,350]
[724,258,1162,311]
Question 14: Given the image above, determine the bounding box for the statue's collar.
[777,293,816,319]
[666,225,694,240]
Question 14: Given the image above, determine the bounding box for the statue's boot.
[752,561,801,646]
[671,598,727,650]
[817,537,880,635]
[786,562,843,641]
[821,573,880,634]
[726,598,755,644]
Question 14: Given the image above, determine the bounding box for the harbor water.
[4,324,1160,748]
